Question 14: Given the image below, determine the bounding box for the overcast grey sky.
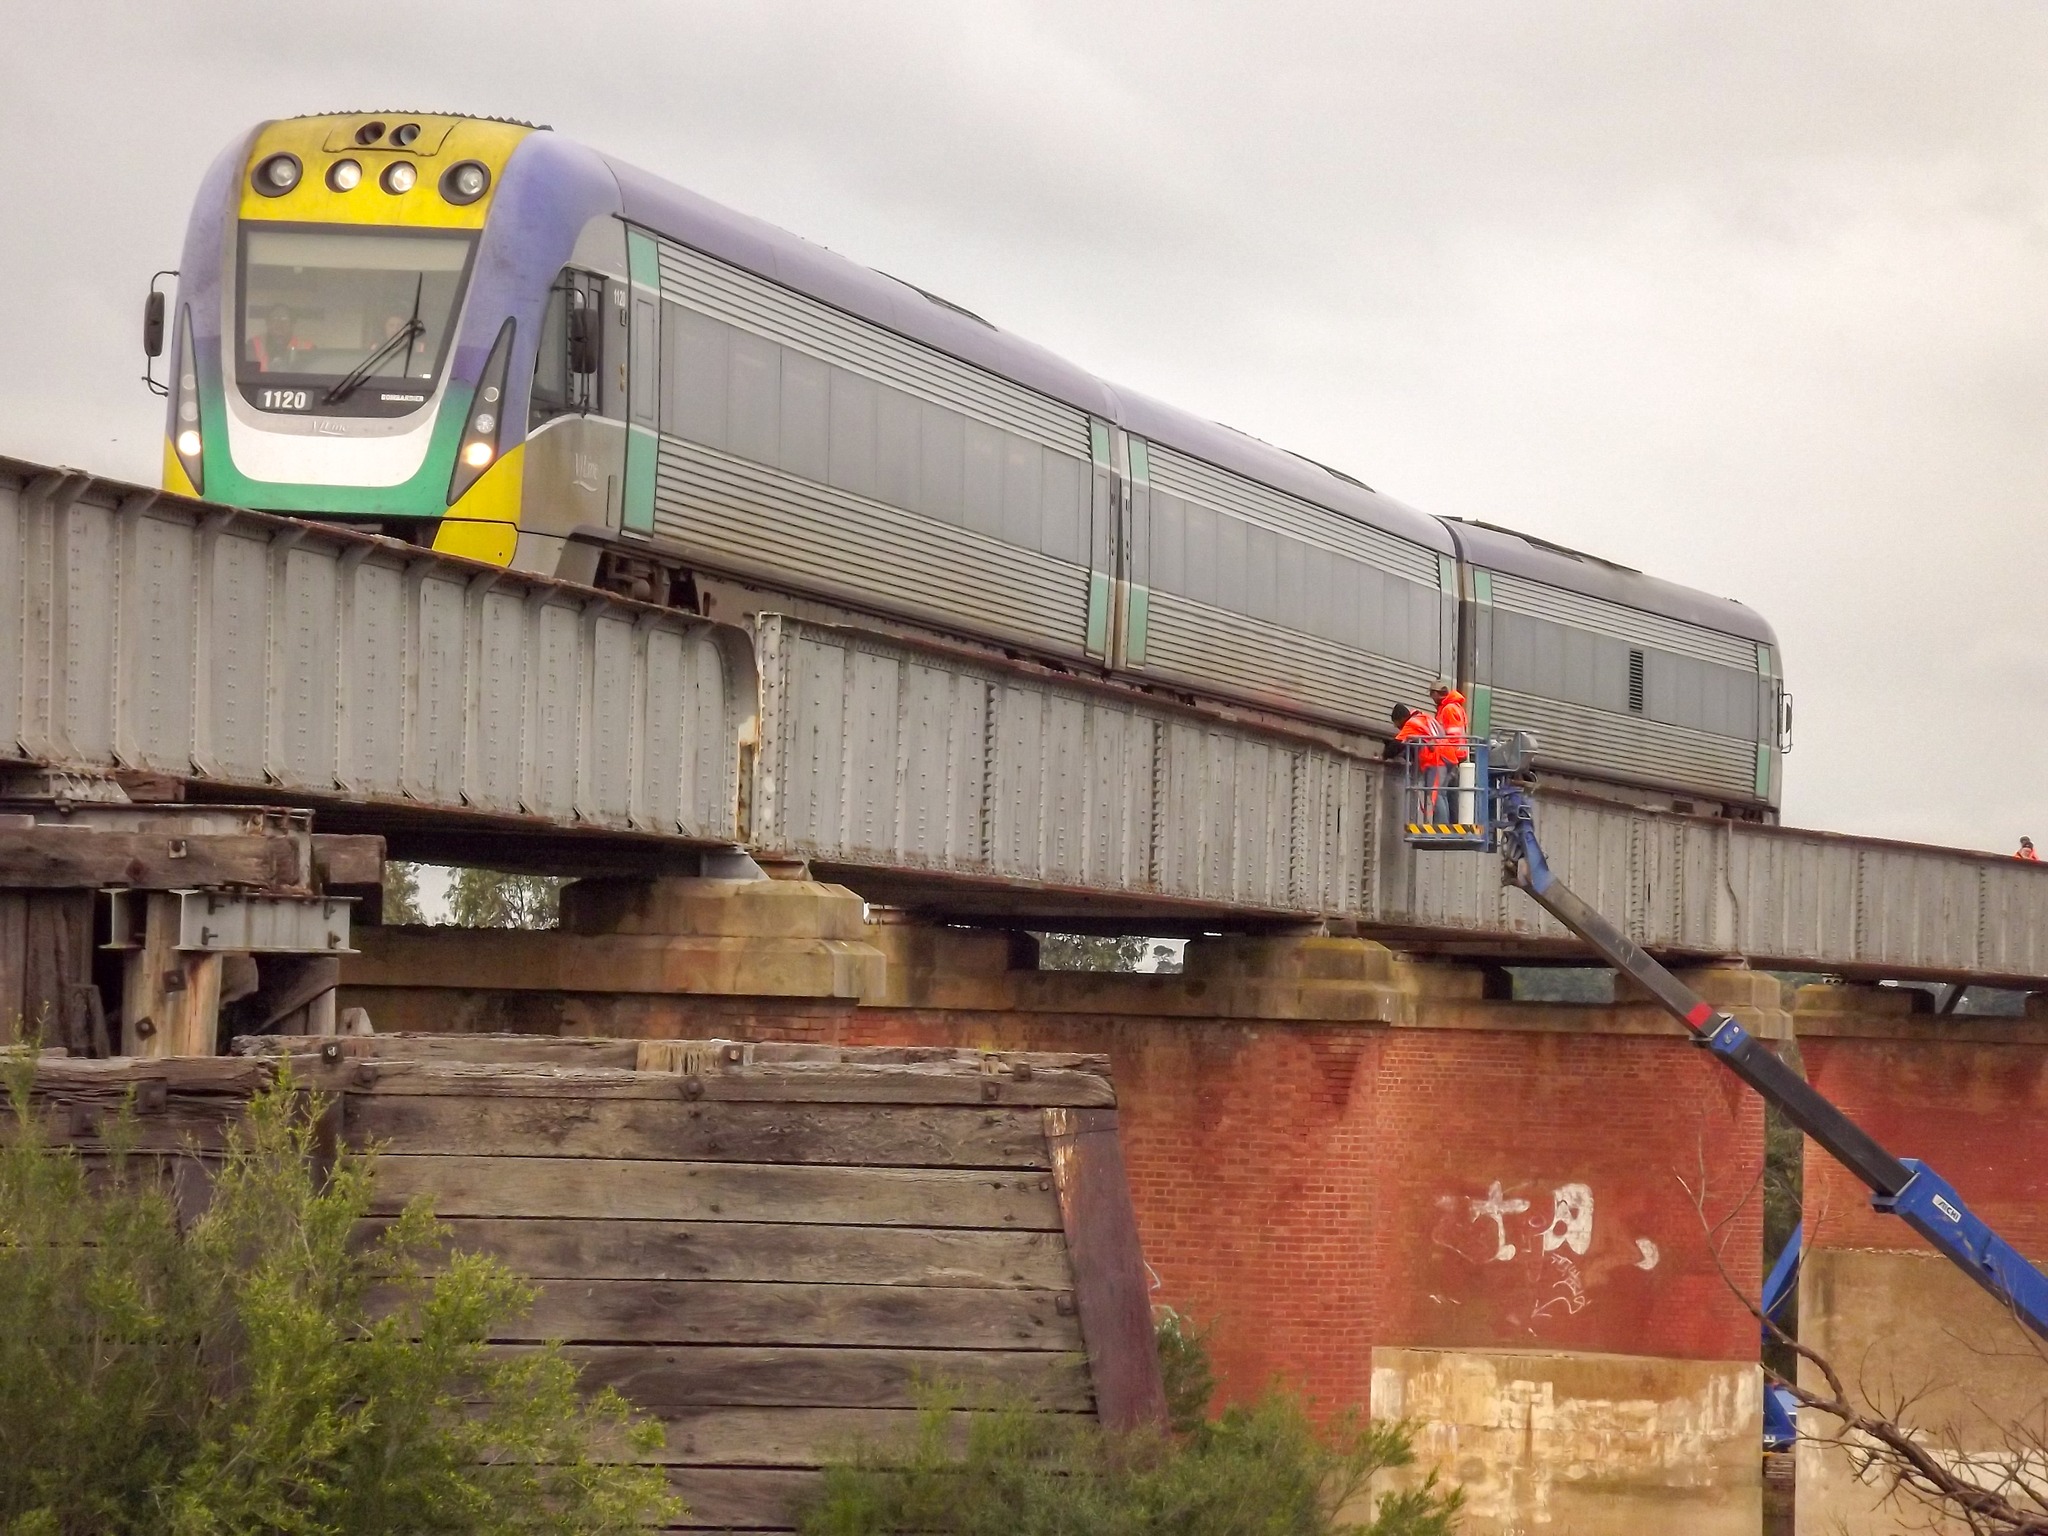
[3,1,2043,848]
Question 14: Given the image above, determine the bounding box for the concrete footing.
[1371,1347,1762,1536]
[344,879,886,1032]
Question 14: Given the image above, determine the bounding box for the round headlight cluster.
[381,161,418,195]
[391,122,421,147]
[327,158,363,192]
[252,153,301,196]
[440,160,491,205]
[355,121,387,146]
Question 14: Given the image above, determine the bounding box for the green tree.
[1034,934,1149,972]
[0,1061,679,1535]
[448,869,564,929]
[380,861,426,925]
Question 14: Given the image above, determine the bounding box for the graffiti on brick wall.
[1433,1178,1662,1332]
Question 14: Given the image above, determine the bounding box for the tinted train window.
[530,270,601,426]
[236,227,474,416]
[1492,609,1761,739]
[656,305,1093,568]
[1143,483,1439,666]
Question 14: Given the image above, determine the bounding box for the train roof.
[599,153,1455,556]
[1442,518,1778,647]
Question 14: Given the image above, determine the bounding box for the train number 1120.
[260,389,310,410]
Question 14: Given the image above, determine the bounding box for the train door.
[522,267,623,545]
[1086,419,1119,661]
[621,229,661,535]
[1118,435,1151,667]
[1464,566,1496,737]
[1083,421,1151,670]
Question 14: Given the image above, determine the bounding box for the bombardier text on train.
[155,111,1790,817]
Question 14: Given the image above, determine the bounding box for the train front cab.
[156,113,655,581]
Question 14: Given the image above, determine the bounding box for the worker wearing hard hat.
[1432,681,1469,757]
[2019,837,2039,862]
[1431,681,1477,824]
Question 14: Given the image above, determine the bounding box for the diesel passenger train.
[154,112,1788,817]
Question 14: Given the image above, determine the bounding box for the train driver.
[250,305,309,373]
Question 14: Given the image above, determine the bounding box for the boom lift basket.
[1396,730,1538,849]
[1398,735,1494,848]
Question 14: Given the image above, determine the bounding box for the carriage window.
[236,227,475,416]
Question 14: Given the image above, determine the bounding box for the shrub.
[0,1060,680,1535]
[798,1318,1460,1536]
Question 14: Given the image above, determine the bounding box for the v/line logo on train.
[147,111,1792,818]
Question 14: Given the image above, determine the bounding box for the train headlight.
[327,158,363,192]
[440,160,491,205]
[380,161,418,195]
[448,318,516,506]
[252,153,301,196]
[168,305,204,495]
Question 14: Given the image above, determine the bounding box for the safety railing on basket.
[1397,733,1493,844]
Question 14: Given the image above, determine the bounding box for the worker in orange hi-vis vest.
[1431,681,1469,757]
[2020,837,2040,862]
[1431,681,1476,824]
[1392,703,1448,819]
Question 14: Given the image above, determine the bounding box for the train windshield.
[235,227,476,416]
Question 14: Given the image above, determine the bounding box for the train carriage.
[157,111,1784,819]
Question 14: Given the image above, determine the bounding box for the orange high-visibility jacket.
[2020,845,2040,862]
[1395,710,1445,768]
[1434,689,1469,762]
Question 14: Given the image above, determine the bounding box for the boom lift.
[1399,733,2048,1342]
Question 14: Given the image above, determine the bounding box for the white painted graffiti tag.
[1537,1183,1594,1256]
[1468,1180,1532,1261]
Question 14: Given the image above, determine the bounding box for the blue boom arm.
[1491,780,2048,1343]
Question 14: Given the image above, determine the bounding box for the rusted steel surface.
[0,457,753,844]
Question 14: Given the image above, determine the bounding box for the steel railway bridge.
[6,452,2044,988]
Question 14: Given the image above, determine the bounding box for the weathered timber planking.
[346,1094,1051,1168]
[0,895,26,1038]
[505,1279,1082,1350]
[250,1033,1108,1074]
[322,1059,1114,1106]
[0,831,309,891]
[627,1405,982,1467]
[633,1039,1111,1072]
[371,1155,1063,1228]
[410,1217,1073,1288]
[309,834,384,888]
[24,1053,286,1095]
[663,1466,818,1532]
[7,1101,242,1153]
[1045,1106,1169,1433]
[550,1344,1092,1410]
[244,1033,645,1068]
[23,892,92,1052]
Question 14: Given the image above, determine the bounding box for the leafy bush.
[0,1060,679,1535]
[798,1318,1460,1536]
[1155,1307,1219,1435]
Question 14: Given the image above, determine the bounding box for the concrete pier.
[1791,986,2048,1536]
